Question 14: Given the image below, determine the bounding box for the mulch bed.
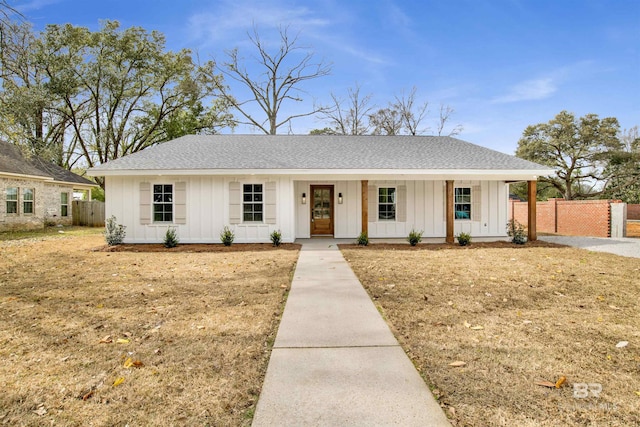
[96,243,301,252]
[339,240,564,251]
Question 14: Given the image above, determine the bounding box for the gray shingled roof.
[0,141,96,186]
[89,135,551,172]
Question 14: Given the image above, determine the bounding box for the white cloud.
[187,0,330,46]
[491,77,557,104]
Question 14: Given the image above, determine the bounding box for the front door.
[310,185,334,236]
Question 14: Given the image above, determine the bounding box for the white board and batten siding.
[294,180,509,239]
[105,175,295,244]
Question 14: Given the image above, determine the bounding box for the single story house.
[88,135,553,244]
[0,141,97,231]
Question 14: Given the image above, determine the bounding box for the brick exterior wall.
[627,204,640,220]
[509,198,622,238]
[0,177,74,232]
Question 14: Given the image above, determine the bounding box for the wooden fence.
[72,200,105,227]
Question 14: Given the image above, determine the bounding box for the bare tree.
[216,26,331,135]
[394,86,428,135]
[320,83,373,135]
[436,104,463,136]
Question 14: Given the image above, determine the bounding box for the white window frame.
[454,187,471,220]
[23,188,34,215]
[243,183,264,223]
[153,184,173,223]
[378,187,397,221]
[6,187,18,214]
[61,192,69,217]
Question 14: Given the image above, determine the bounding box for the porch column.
[361,180,368,235]
[446,180,454,243]
[527,180,537,241]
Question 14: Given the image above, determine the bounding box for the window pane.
[242,183,263,222]
[6,201,17,214]
[61,192,68,204]
[6,188,17,200]
[153,184,173,222]
[23,189,33,201]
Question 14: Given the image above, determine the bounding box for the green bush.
[456,232,472,246]
[507,219,527,245]
[407,229,423,246]
[220,226,235,246]
[356,231,369,246]
[104,215,126,246]
[270,229,282,247]
[164,226,179,248]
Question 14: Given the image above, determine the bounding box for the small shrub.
[164,226,179,248]
[507,219,527,245]
[220,226,235,246]
[456,232,472,246]
[356,231,369,246]
[407,229,423,246]
[104,215,126,246]
[270,229,282,247]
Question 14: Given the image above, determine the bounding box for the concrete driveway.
[539,236,640,258]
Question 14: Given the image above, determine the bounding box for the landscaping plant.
[104,215,126,246]
[406,229,423,246]
[220,225,235,246]
[164,226,179,248]
[270,229,282,247]
[507,218,527,244]
[356,231,369,246]
[456,232,472,246]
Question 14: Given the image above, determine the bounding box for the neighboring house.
[0,141,97,231]
[87,135,553,244]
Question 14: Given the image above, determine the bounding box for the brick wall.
[509,198,622,238]
[627,204,640,220]
[0,177,74,232]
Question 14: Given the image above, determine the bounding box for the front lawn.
[342,244,639,426]
[0,233,298,426]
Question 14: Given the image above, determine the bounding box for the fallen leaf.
[609,305,621,310]
[449,361,466,367]
[99,335,113,344]
[616,341,629,348]
[471,325,484,330]
[634,391,640,397]
[123,358,134,368]
[535,380,557,388]
[555,376,567,388]
[33,407,47,416]
[82,390,94,401]
[113,377,125,387]
[196,325,205,330]
[597,295,605,301]
[132,360,144,368]
[523,320,533,325]
[116,338,130,344]
[463,321,471,328]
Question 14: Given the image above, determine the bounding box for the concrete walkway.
[252,239,451,426]
[540,235,640,258]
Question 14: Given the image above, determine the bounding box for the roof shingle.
[89,135,550,172]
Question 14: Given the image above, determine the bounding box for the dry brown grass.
[0,232,299,426]
[342,243,640,427]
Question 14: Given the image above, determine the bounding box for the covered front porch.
[292,179,539,241]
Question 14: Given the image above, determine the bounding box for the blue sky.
[13,0,640,155]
